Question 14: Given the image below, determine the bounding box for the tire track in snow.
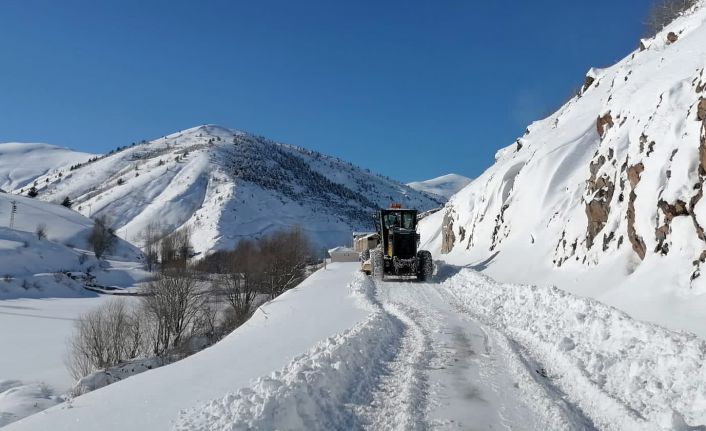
[354,300,432,431]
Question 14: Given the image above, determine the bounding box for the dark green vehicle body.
[370,207,433,281]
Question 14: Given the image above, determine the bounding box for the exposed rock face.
[582,75,595,93]
[627,162,644,188]
[626,163,646,259]
[596,112,614,138]
[441,210,456,254]
[698,98,706,122]
[585,155,614,249]
[667,31,679,43]
[655,199,689,254]
[490,204,510,251]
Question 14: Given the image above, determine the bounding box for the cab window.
[401,212,415,229]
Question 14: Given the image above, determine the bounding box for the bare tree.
[260,226,313,298]
[158,227,193,271]
[140,268,207,356]
[214,240,260,325]
[159,230,177,270]
[88,215,117,259]
[35,223,47,240]
[174,226,193,265]
[141,221,162,272]
[67,299,144,380]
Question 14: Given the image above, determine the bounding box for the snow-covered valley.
[4,1,706,429]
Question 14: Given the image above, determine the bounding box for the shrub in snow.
[67,299,146,380]
[35,223,47,241]
[88,215,117,259]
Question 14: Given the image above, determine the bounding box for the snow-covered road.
[371,279,563,430]
[173,270,589,430]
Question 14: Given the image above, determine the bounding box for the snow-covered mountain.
[421,2,706,337]
[406,173,472,200]
[14,125,442,254]
[0,143,97,192]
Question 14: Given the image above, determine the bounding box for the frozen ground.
[8,263,705,430]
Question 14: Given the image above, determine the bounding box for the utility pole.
[9,200,17,229]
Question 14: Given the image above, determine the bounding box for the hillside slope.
[0,192,145,299]
[422,2,706,337]
[20,125,442,255]
[407,173,472,200]
[0,143,96,192]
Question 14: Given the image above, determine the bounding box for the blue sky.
[0,0,647,183]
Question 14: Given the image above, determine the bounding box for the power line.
[9,200,17,229]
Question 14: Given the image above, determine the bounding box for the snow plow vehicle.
[361,204,433,281]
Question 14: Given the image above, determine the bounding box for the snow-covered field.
[6,263,706,430]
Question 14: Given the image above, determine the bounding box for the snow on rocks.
[442,266,706,430]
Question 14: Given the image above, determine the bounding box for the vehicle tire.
[417,250,433,282]
[371,247,384,280]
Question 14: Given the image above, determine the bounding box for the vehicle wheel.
[417,250,433,282]
[371,247,384,280]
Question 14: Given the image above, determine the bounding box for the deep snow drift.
[0,143,96,192]
[423,1,706,338]
[406,173,472,200]
[10,125,442,255]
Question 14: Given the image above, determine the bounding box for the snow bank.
[173,273,394,431]
[443,266,706,430]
